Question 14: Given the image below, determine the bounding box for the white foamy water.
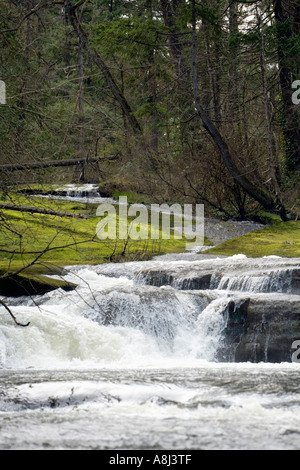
[0,267,226,369]
[0,254,300,450]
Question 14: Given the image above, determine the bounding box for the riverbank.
[206,218,300,258]
[0,188,299,297]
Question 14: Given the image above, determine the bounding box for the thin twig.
[0,299,30,327]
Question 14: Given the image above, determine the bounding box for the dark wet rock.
[217,298,250,362]
[0,274,77,297]
[291,269,300,294]
[219,296,300,363]
[140,270,213,290]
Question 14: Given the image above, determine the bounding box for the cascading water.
[0,255,300,450]
[64,184,101,199]
[1,254,299,370]
[0,267,229,369]
[36,184,114,204]
[0,186,300,449]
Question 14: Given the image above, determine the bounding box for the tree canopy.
[0,0,299,219]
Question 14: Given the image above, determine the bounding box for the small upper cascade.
[126,256,300,295]
[64,184,101,199]
[211,268,298,294]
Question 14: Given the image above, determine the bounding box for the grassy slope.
[206,219,300,258]
[1,193,299,286]
[0,193,195,277]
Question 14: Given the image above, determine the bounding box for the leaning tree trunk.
[64,0,142,137]
[191,0,288,220]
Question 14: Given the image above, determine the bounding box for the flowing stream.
[0,187,299,450]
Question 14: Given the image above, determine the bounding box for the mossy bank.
[0,191,299,297]
[0,191,203,295]
[207,218,300,258]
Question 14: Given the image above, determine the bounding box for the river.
[0,186,299,450]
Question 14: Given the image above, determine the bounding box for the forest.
[0,0,299,216]
[0,0,300,217]
[1,0,300,450]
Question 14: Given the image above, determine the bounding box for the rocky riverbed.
[204,218,266,247]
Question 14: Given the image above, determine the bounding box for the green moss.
[3,192,92,217]
[0,192,210,277]
[207,220,300,258]
[4,191,298,270]
[111,190,153,205]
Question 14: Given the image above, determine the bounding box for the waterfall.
[173,297,230,361]
[0,271,231,369]
[91,255,300,363]
[64,184,101,199]
[0,255,299,368]
[129,256,300,295]
[213,268,295,293]
[34,184,111,203]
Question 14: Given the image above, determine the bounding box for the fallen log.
[0,203,88,219]
[0,155,117,173]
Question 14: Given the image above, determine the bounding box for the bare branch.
[0,1,50,35]
[0,299,30,327]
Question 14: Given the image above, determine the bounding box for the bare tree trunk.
[0,155,117,172]
[191,0,287,219]
[160,0,184,79]
[274,0,300,173]
[257,10,282,196]
[205,35,221,123]
[16,0,35,156]
[228,2,239,123]
[159,0,190,102]
[0,203,88,219]
[65,0,142,136]
[146,0,159,152]
[78,33,85,162]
